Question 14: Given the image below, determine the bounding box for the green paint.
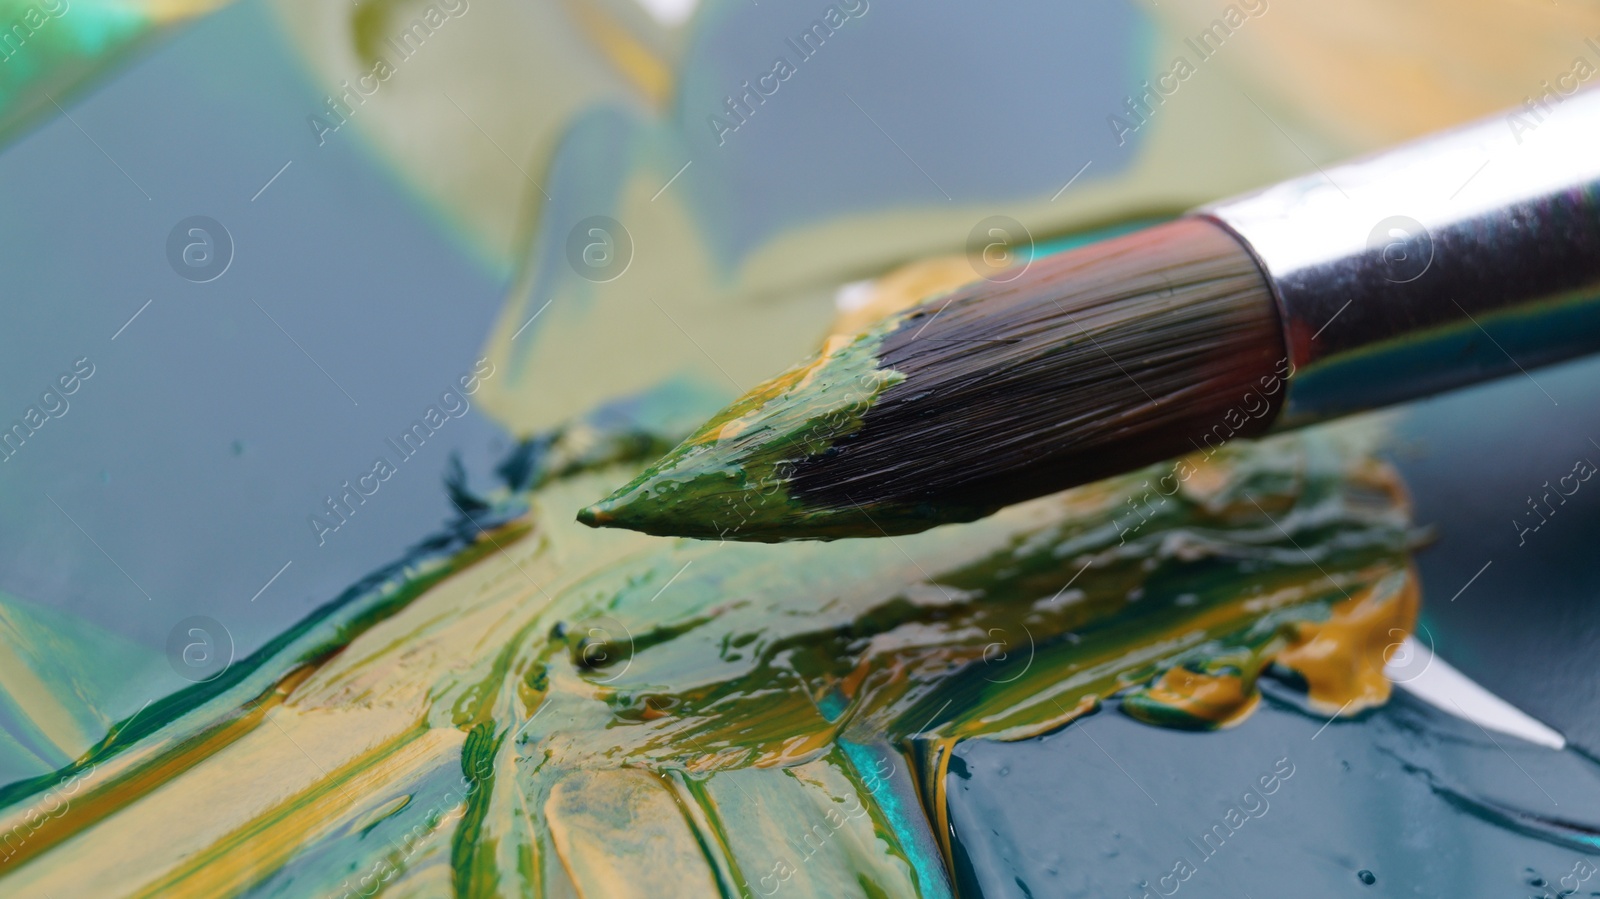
[0,1,213,154]
[450,722,503,897]
[578,318,912,541]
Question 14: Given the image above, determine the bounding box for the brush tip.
[578,468,744,538]
[574,504,611,528]
[575,324,916,541]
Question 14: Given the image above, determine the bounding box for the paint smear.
[0,300,1428,895]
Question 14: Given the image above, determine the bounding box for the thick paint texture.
[0,386,1425,895]
[578,322,911,541]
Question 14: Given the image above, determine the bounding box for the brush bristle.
[580,218,1287,541]
[789,218,1286,521]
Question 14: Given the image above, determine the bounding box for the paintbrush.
[578,89,1600,542]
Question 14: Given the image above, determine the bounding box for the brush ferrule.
[1201,88,1600,426]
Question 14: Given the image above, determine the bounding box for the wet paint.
[0,380,1426,895]
[577,318,911,542]
[580,221,1285,543]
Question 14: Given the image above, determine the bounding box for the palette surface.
[2,1,1598,896]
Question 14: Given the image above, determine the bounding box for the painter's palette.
[4,0,1600,896]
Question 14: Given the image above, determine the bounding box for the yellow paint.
[829,256,982,338]
[1143,0,1600,149]
[561,0,674,109]
[1136,668,1261,729]
[546,769,720,899]
[1277,568,1420,714]
[144,0,233,20]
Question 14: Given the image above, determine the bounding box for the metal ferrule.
[1200,87,1600,427]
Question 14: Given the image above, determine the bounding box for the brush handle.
[1201,88,1600,426]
